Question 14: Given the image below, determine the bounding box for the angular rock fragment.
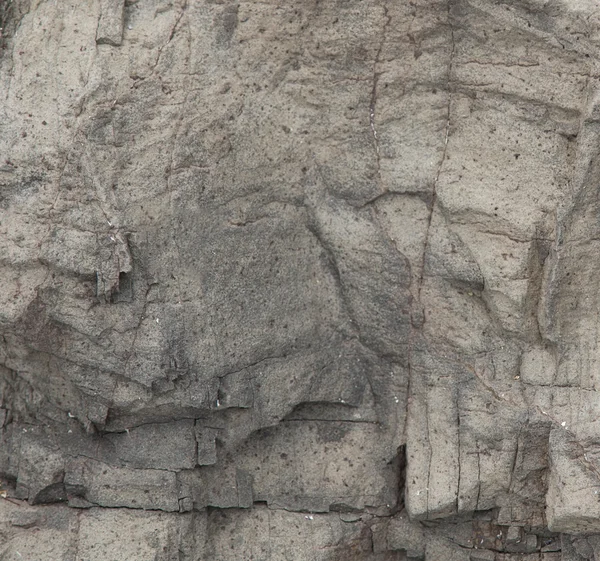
[96,0,125,46]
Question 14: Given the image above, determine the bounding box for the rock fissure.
[417,1,455,304]
[369,3,391,180]
[149,0,188,77]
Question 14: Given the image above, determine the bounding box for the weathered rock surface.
[2,0,600,558]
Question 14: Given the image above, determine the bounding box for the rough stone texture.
[96,0,125,47]
[3,0,600,558]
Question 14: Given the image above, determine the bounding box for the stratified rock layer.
[2,0,600,558]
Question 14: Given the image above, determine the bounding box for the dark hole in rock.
[32,481,67,505]
[111,271,133,303]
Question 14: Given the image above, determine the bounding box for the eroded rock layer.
[1,0,600,558]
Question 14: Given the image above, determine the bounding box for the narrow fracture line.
[417,3,455,303]
[369,5,391,169]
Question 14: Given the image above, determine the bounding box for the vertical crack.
[417,0,455,303]
[71,510,83,561]
[407,0,454,522]
[424,384,432,519]
[123,282,155,374]
[150,0,188,74]
[456,390,461,513]
[369,4,391,187]
[508,419,525,495]
[475,441,481,511]
[267,506,272,559]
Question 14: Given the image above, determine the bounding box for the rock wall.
[1,0,600,558]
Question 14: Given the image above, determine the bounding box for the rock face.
[1,0,600,558]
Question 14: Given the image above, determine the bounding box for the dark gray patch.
[216,4,238,46]
[315,422,351,444]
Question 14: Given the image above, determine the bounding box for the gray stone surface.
[3,0,600,558]
[104,419,196,470]
[64,456,180,511]
[77,507,200,561]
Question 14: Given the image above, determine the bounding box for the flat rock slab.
[65,457,179,512]
[104,419,196,470]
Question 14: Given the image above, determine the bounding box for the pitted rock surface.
[2,0,600,558]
